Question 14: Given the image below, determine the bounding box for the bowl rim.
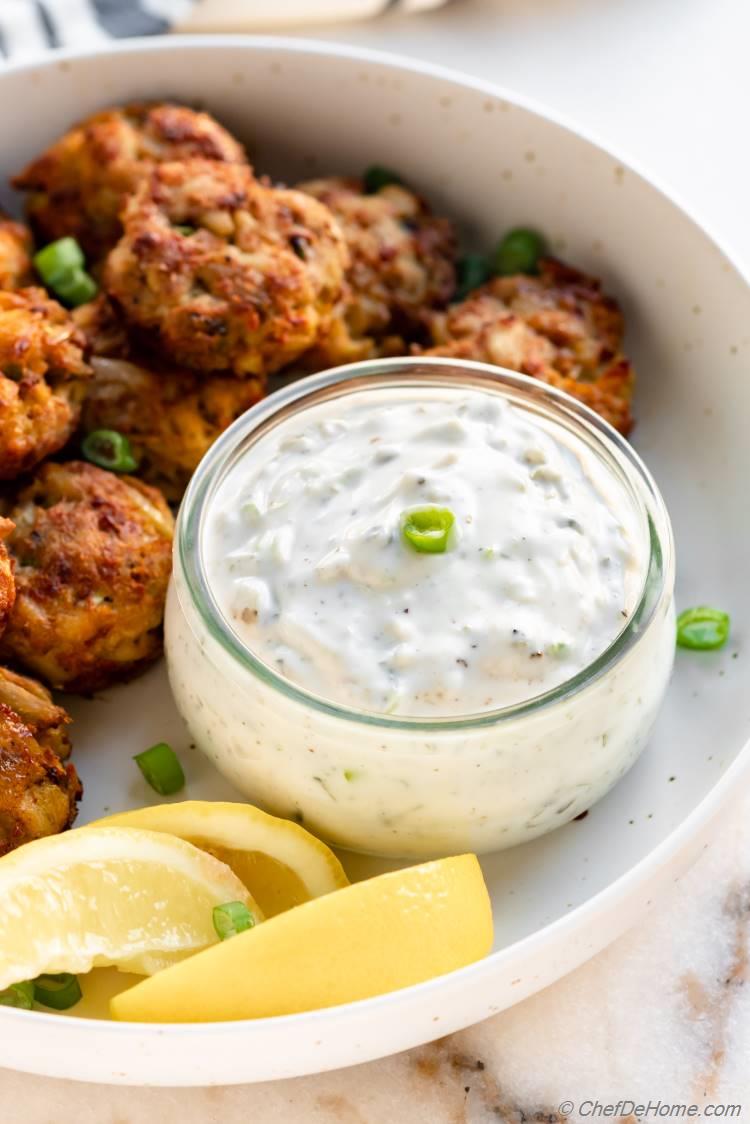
[177,356,674,731]
[0,33,747,1055]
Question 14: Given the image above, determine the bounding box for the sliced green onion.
[676,607,730,651]
[82,429,139,473]
[134,742,185,796]
[174,224,196,236]
[33,238,98,307]
[33,237,85,285]
[455,254,490,300]
[492,227,545,276]
[34,973,81,1011]
[212,901,255,941]
[401,507,455,554]
[0,980,35,1009]
[51,266,98,307]
[363,165,403,193]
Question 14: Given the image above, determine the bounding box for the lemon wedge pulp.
[0,826,259,990]
[111,854,493,1023]
[93,801,349,916]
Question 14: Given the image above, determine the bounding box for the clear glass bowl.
[166,359,676,858]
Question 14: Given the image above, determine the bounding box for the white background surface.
[290,0,750,268]
[4,2,750,1116]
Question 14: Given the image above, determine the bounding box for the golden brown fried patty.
[297,176,456,365]
[0,215,33,291]
[105,160,348,377]
[84,356,264,500]
[423,258,634,433]
[0,287,91,480]
[0,518,15,641]
[75,294,265,498]
[72,291,130,357]
[13,103,247,260]
[0,666,80,856]
[0,461,174,693]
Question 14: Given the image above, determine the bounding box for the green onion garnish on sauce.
[134,742,185,796]
[676,607,730,651]
[401,507,455,554]
[212,901,255,941]
[0,980,35,1009]
[33,237,98,307]
[34,973,82,1011]
[82,429,139,474]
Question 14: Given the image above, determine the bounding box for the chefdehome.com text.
[558,1101,742,1118]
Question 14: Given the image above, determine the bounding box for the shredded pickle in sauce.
[205,388,645,717]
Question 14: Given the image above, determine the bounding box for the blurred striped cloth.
[0,0,448,57]
[0,1,189,54]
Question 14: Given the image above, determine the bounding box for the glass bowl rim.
[175,357,675,732]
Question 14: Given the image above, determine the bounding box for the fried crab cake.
[83,356,264,500]
[0,519,15,640]
[0,461,174,693]
[105,161,347,377]
[423,257,634,433]
[0,287,91,480]
[0,666,80,855]
[13,102,247,260]
[0,214,33,291]
[297,176,457,364]
[72,291,130,358]
[74,294,265,498]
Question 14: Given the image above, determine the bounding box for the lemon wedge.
[111,854,492,1022]
[93,801,349,917]
[0,826,260,990]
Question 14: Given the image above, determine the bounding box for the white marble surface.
[5,0,750,1117]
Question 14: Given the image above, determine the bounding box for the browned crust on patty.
[0,666,80,856]
[105,160,348,377]
[298,176,456,368]
[0,287,91,480]
[0,215,33,291]
[1,461,173,693]
[13,102,248,260]
[422,257,634,433]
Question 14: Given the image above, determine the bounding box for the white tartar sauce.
[204,387,645,717]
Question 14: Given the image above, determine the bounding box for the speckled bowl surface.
[0,35,748,1086]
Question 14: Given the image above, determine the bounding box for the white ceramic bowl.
[0,36,749,1086]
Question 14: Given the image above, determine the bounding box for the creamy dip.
[168,366,675,856]
[204,386,645,717]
